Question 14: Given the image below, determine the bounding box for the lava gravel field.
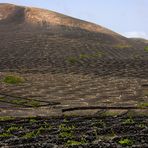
[0,115,147,148]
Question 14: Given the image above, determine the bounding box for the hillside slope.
[0,3,148,78]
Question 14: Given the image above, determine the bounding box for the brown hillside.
[0,3,148,78]
[0,3,128,44]
[0,3,119,35]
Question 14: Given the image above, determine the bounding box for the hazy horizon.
[0,0,148,39]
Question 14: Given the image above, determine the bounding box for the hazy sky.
[0,0,148,39]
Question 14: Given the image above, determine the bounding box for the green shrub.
[29,119,37,123]
[3,75,24,84]
[138,102,148,108]
[66,57,79,64]
[59,124,75,139]
[0,132,12,138]
[118,138,133,146]
[0,116,14,121]
[144,46,148,52]
[22,125,51,139]
[66,139,86,146]
[22,131,37,139]
[123,118,135,124]
[138,124,146,128]
[79,54,90,59]
[59,131,74,139]
[0,97,5,100]
[23,128,41,139]
[59,124,75,132]
[7,126,22,133]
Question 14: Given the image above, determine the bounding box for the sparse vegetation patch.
[0,116,15,121]
[144,46,148,52]
[114,44,132,49]
[123,118,135,125]
[1,97,42,108]
[3,75,24,84]
[66,51,104,64]
[66,57,79,64]
[138,102,148,108]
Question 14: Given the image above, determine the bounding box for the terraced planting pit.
[0,72,148,116]
[0,115,147,147]
[0,94,59,108]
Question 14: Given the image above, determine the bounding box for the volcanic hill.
[0,3,147,77]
